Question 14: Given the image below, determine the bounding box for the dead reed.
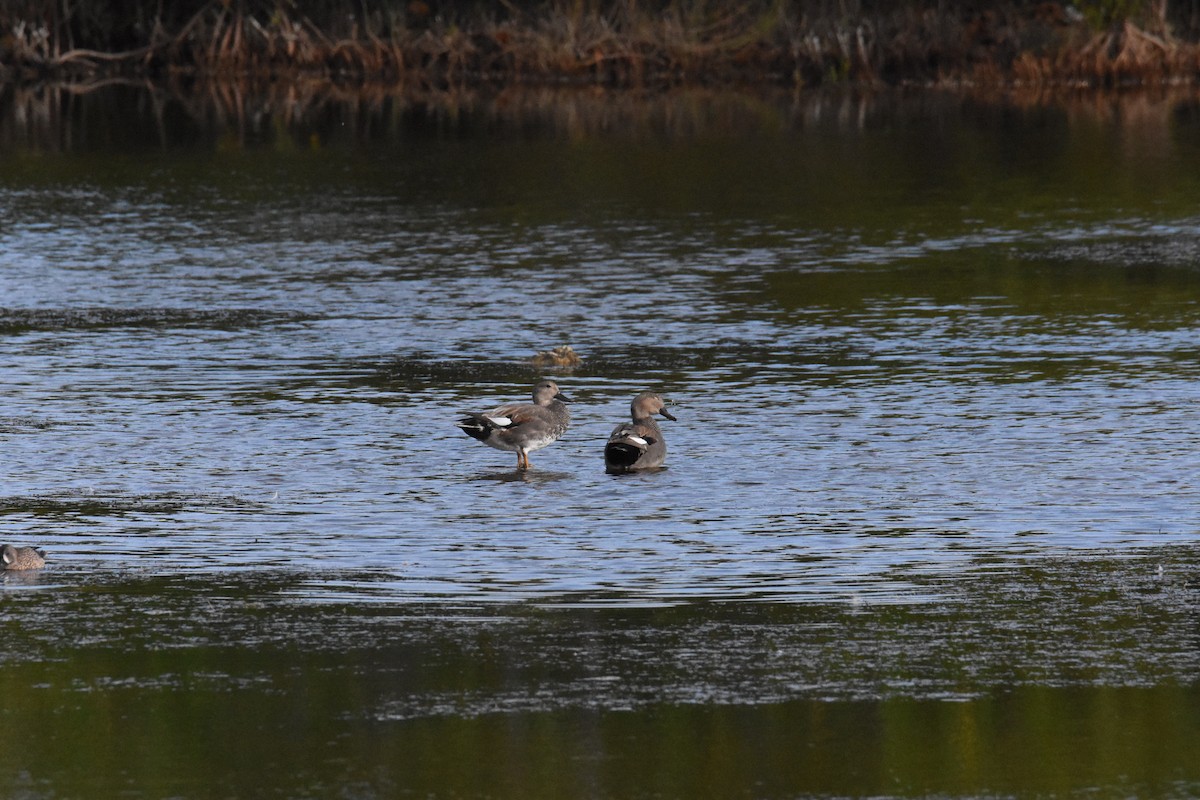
[3,1,1200,88]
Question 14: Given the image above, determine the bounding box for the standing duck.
[604,392,676,473]
[2,544,46,570]
[456,380,571,470]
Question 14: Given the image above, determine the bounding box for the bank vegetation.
[4,1,1200,88]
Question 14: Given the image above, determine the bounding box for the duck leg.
[516,450,529,470]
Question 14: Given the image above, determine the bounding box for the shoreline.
[3,2,1200,91]
[2,77,1196,159]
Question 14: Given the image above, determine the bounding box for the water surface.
[1,83,1198,798]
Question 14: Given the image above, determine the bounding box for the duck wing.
[605,421,661,468]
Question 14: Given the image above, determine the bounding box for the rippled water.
[3,194,1197,601]
[2,85,1198,798]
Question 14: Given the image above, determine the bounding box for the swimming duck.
[531,345,583,368]
[2,544,46,570]
[604,392,676,473]
[456,380,571,470]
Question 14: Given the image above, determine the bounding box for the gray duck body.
[604,392,676,473]
[456,380,571,470]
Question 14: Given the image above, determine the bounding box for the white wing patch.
[627,435,648,446]
[487,416,513,427]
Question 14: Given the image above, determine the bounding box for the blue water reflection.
[2,89,1200,609]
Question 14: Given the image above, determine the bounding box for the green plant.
[1076,0,1157,28]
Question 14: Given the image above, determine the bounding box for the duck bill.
[555,393,572,403]
[660,408,677,421]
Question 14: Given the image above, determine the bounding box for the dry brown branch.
[53,46,155,65]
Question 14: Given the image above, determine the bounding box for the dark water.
[1,83,1198,797]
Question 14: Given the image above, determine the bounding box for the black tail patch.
[604,442,641,467]
[456,415,492,442]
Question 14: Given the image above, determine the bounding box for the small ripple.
[0,416,56,433]
[0,491,274,518]
[0,307,305,333]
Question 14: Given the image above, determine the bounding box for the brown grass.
[3,1,1200,89]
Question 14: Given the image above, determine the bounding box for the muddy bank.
[4,1,1200,89]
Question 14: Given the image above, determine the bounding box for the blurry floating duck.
[531,345,583,368]
[2,544,46,570]
[604,392,676,473]
[456,380,571,470]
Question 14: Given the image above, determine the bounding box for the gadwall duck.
[2,544,46,570]
[604,392,676,473]
[456,380,571,470]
